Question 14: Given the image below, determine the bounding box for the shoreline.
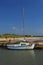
[0,37,43,49]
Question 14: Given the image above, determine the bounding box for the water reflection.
[0,49,43,65]
[11,50,38,65]
[26,50,37,65]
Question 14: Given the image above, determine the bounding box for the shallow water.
[0,48,43,65]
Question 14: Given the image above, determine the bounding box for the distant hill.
[0,34,43,38]
[0,34,21,38]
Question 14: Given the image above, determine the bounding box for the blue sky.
[0,0,43,35]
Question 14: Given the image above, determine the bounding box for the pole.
[23,8,25,40]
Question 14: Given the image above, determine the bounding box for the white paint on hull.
[7,43,35,50]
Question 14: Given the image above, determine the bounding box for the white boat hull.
[7,44,35,50]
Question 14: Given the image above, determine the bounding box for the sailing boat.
[6,8,35,50]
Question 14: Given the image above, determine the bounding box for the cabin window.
[22,41,28,43]
[21,44,26,46]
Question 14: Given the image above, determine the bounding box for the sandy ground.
[0,37,43,47]
[0,37,43,41]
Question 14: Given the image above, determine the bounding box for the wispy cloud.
[12,26,16,30]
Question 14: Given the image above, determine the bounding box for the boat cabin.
[20,40,31,46]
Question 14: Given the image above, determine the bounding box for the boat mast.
[23,8,25,40]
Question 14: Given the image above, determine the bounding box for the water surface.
[0,48,43,65]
